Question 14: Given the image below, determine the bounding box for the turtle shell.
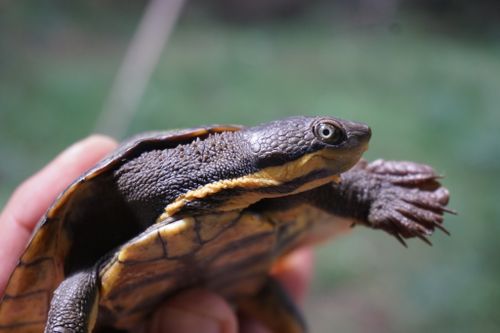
[98,210,284,329]
[0,125,243,332]
[93,199,336,330]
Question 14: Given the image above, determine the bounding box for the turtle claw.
[363,159,452,245]
[390,231,408,248]
[441,207,458,215]
[433,221,451,236]
[414,232,433,246]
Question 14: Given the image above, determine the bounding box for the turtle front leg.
[306,159,453,245]
[45,270,99,333]
[239,277,307,333]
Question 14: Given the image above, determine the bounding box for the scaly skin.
[309,159,452,246]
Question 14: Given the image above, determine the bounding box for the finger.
[270,247,314,304]
[0,135,117,294]
[146,289,237,333]
[239,313,271,333]
[239,248,314,333]
[1,135,117,232]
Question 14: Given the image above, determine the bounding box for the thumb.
[145,289,237,333]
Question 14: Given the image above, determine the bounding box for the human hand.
[0,135,118,294]
[0,136,314,333]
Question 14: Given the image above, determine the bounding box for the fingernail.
[239,318,272,333]
[149,289,237,333]
[153,307,222,333]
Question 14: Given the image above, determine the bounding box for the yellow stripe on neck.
[157,150,343,222]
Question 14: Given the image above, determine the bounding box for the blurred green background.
[1,1,499,332]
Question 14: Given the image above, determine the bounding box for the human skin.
[0,135,313,333]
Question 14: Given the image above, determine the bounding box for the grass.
[1,9,499,332]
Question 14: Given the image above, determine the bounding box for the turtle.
[0,116,451,333]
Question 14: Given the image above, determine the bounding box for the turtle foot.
[364,159,454,246]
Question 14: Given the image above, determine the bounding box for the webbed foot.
[361,159,454,246]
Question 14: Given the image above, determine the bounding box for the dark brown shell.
[0,125,243,333]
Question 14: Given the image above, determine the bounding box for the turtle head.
[242,116,371,187]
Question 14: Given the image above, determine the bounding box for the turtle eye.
[314,122,345,145]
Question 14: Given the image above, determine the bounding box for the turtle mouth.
[318,146,366,177]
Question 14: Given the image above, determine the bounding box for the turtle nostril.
[351,123,371,143]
